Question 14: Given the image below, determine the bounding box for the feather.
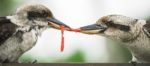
[0,17,18,44]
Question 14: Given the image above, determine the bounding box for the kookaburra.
[0,4,70,63]
[80,15,150,63]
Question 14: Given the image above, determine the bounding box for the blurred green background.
[1,0,149,63]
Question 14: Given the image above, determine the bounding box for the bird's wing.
[143,21,150,37]
[0,17,18,44]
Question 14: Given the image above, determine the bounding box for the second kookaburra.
[80,15,150,63]
[0,4,70,63]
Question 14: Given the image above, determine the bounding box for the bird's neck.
[123,26,150,48]
[17,26,47,36]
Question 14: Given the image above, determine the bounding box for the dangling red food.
[60,25,65,52]
[70,28,81,32]
[59,26,81,52]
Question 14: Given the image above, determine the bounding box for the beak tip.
[79,24,106,34]
[65,27,72,31]
[79,27,85,30]
[48,17,70,30]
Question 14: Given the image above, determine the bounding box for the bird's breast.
[126,38,150,62]
[19,30,38,52]
[0,29,38,62]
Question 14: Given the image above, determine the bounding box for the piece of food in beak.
[47,17,71,30]
[69,28,81,32]
[80,24,107,34]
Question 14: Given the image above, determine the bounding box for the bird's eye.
[117,25,130,32]
[42,10,48,17]
[27,11,41,20]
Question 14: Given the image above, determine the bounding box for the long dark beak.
[47,17,71,30]
[80,24,107,34]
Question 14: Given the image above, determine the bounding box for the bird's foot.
[30,60,37,64]
[129,61,137,66]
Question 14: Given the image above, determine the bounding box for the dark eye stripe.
[116,24,130,32]
[27,11,48,20]
[106,21,130,32]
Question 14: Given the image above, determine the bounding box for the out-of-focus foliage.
[65,50,85,62]
[0,0,16,16]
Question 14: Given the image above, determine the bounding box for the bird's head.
[10,4,70,30]
[80,15,142,42]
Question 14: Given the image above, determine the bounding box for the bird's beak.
[47,17,71,30]
[80,24,107,34]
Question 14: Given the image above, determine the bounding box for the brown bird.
[0,4,70,63]
[80,15,150,63]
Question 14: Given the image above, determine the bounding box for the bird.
[0,4,70,63]
[79,14,150,63]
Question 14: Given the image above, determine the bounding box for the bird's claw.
[129,60,137,66]
[30,60,37,64]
